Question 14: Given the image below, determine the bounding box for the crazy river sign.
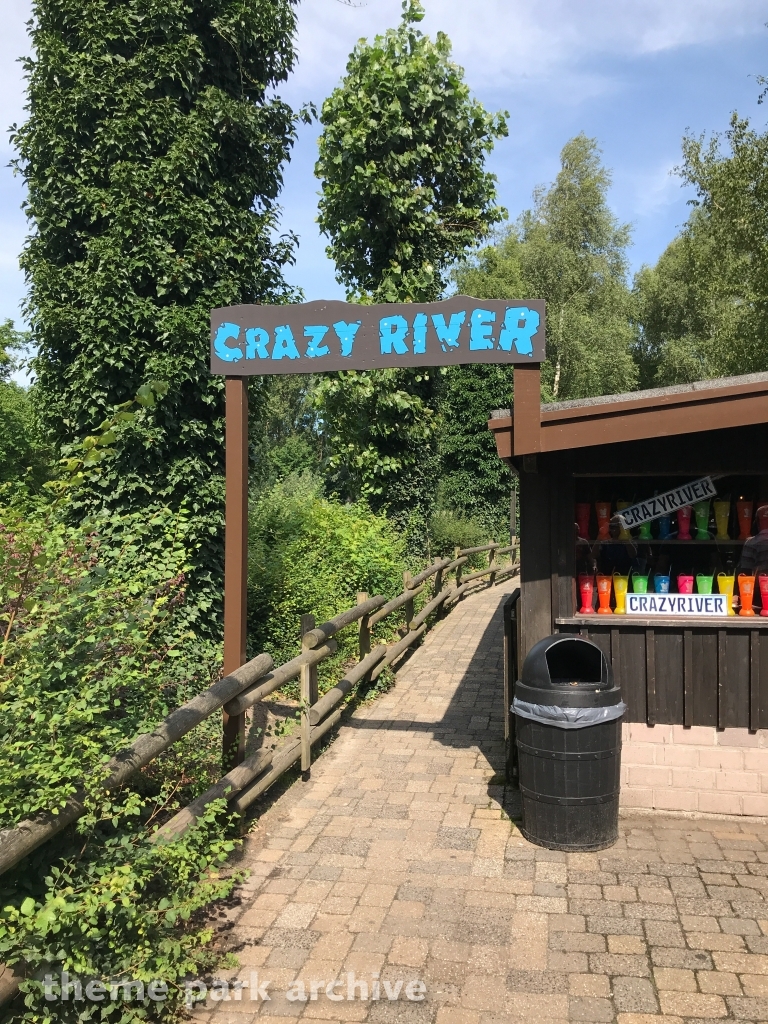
[616,477,718,531]
[209,296,546,375]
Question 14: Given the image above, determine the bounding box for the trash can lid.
[516,634,620,708]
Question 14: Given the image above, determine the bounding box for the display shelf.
[556,615,768,630]
[580,537,746,546]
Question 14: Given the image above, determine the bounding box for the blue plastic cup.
[654,574,670,594]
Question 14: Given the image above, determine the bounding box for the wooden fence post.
[403,571,414,631]
[489,545,497,587]
[300,613,317,775]
[433,557,445,618]
[357,592,370,660]
[454,546,462,589]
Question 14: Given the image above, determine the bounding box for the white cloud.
[285,0,766,101]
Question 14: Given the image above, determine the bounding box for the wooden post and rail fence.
[0,538,518,1005]
[0,540,519,880]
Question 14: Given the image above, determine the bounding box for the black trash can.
[513,635,625,852]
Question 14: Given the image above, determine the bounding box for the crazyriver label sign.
[626,593,727,617]
[209,296,546,375]
[617,477,717,530]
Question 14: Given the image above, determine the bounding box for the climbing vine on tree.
[12,0,302,616]
[314,0,507,549]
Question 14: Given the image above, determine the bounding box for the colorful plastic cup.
[578,575,595,615]
[654,574,670,594]
[632,572,649,594]
[596,502,611,540]
[597,574,613,614]
[696,574,714,594]
[694,499,711,540]
[616,501,632,541]
[717,572,735,616]
[737,500,754,540]
[759,574,768,617]
[575,503,591,540]
[677,506,693,541]
[658,515,671,540]
[638,521,653,540]
[613,574,629,614]
[739,574,756,617]
[714,500,731,541]
[677,574,694,594]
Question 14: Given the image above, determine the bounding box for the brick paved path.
[195,579,768,1024]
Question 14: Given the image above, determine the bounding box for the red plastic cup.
[760,575,768,617]
[578,575,595,615]
[677,574,694,594]
[677,506,693,541]
[575,503,591,540]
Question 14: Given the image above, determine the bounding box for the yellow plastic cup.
[613,573,629,614]
[714,500,731,541]
[616,502,632,541]
[718,572,735,616]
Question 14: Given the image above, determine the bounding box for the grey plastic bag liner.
[512,698,627,730]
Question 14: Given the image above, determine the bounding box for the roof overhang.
[489,372,768,461]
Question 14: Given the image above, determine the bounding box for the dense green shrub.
[0,447,237,1019]
[248,473,407,689]
[428,510,488,558]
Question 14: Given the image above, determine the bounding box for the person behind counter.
[591,516,640,577]
[739,505,768,577]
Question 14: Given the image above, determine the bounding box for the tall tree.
[634,108,768,387]
[446,135,637,532]
[12,0,301,608]
[314,0,507,548]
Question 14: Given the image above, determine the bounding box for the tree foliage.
[12,0,302,612]
[314,0,507,548]
[634,110,768,386]
[316,0,507,304]
[448,135,637,531]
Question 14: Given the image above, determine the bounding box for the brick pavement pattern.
[194,579,768,1024]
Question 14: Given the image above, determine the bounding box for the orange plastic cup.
[597,575,613,614]
[595,502,611,540]
[737,500,754,540]
[739,573,756,616]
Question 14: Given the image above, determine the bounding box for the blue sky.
[1,0,766,331]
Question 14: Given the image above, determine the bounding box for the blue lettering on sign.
[304,325,330,358]
[498,306,539,357]
[213,322,243,362]
[333,320,361,357]
[380,315,410,355]
[272,325,300,360]
[245,327,270,359]
[469,309,496,350]
[413,313,428,355]
[431,311,465,350]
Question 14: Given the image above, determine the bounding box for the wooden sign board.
[210,296,545,375]
[626,594,728,617]
[617,477,717,530]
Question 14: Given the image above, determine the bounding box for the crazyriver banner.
[209,296,546,375]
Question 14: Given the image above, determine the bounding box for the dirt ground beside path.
[192,579,768,1023]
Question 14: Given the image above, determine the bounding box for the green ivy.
[0,404,238,1021]
[12,0,302,619]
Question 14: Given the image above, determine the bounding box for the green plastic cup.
[632,573,650,594]
[696,574,714,594]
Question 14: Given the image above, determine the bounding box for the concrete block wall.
[620,722,768,816]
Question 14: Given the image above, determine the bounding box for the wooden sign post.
[215,296,545,765]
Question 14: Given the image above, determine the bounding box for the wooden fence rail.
[0,542,519,880]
